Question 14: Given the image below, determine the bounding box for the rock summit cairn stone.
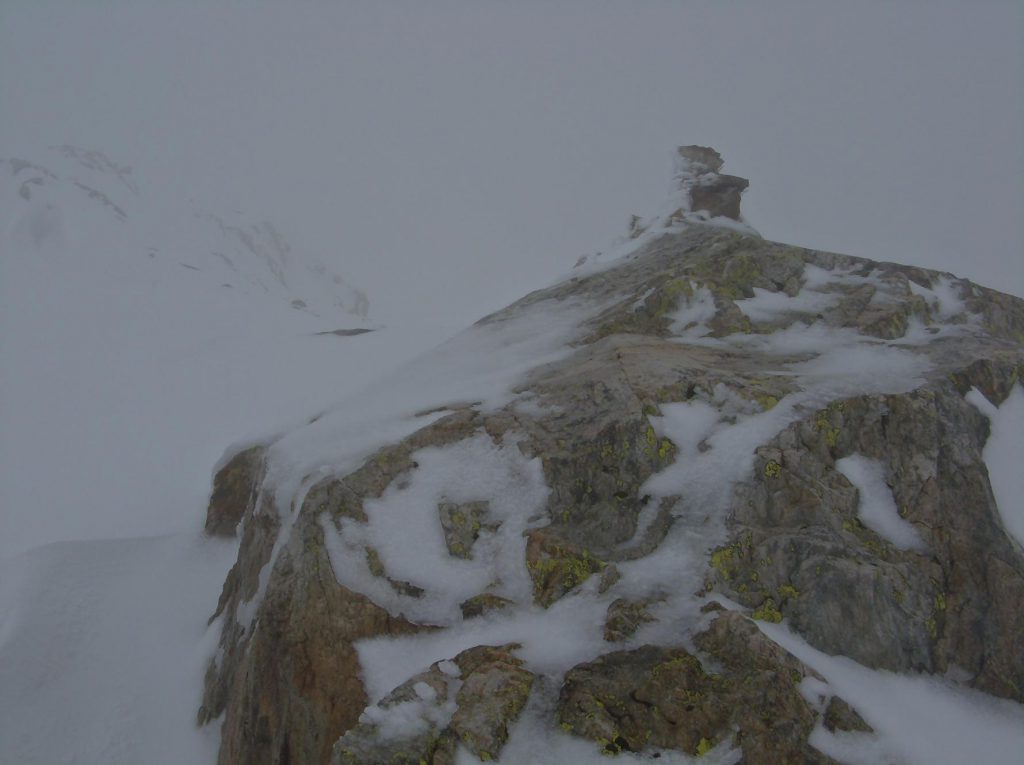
[671,144,750,222]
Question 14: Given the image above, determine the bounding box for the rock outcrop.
[199,147,1024,763]
[671,144,750,222]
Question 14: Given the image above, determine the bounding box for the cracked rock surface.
[199,150,1024,763]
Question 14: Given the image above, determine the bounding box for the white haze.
[1,0,1021,330]
[0,3,1022,764]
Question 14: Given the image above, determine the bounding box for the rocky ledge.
[198,148,1024,764]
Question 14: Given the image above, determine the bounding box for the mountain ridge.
[197,149,1024,765]
[2,144,370,321]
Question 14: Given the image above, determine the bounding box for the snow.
[321,433,548,625]
[0,148,445,557]
[263,295,600,516]
[0,147,461,765]
[781,340,931,400]
[358,690,457,742]
[668,283,717,338]
[909,276,968,321]
[2,137,1018,765]
[0,535,236,765]
[734,285,837,323]
[356,586,612,705]
[756,620,1024,765]
[801,263,879,290]
[966,385,1024,550]
[835,455,926,551]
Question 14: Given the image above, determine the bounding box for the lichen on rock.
[331,644,533,765]
[198,145,1024,763]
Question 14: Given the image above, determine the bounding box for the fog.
[1,6,1023,762]
[2,0,1021,328]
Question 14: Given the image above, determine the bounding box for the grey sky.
[2,0,1021,325]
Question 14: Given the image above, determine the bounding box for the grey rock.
[603,598,656,642]
[332,644,533,765]
[199,158,1024,763]
[558,610,842,763]
[438,500,495,559]
[205,445,266,537]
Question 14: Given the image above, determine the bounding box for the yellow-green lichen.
[644,425,658,449]
[752,598,784,623]
[657,438,674,460]
[763,460,782,479]
[655,278,695,313]
[753,392,780,411]
[529,549,601,594]
[778,584,801,600]
[710,546,737,579]
[652,654,703,677]
[696,737,715,756]
[365,547,386,578]
[934,592,947,611]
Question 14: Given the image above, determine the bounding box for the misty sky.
[2,1,1022,325]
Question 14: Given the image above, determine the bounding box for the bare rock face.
[199,148,1024,763]
[602,597,656,642]
[205,445,266,536]
[673,144,750,221]
[707,367,1024,700]
[331,644,533,765]
[558,611,841,763]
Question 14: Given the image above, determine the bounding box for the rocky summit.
[198,148,1024,764]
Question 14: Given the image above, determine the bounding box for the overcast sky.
[2,0,1021,325]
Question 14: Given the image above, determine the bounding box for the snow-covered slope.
[3,145,369,319]
[0,145,382,553]
[0,147,457,765]
[3,144,1022,765]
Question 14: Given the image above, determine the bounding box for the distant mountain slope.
[0,145,455,765]
[0,144,382,554]
[1,144,369,320]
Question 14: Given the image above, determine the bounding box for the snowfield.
[2,146,1023,765]
[0,148,456,764]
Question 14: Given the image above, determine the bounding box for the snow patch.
[909,276,968,321]
[0,535,236,765]
[734,286,836,323]
[835,455,926,551]
[321,433,549,625]
[757,620,1024,765]
[668,283,717,338]
[966,385,1024,550]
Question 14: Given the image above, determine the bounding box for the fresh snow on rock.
[967,385,1024,550]
[734,285,837,323]
[324,434,548,624]
[757,620,1024,765]
[835,455,926,551]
